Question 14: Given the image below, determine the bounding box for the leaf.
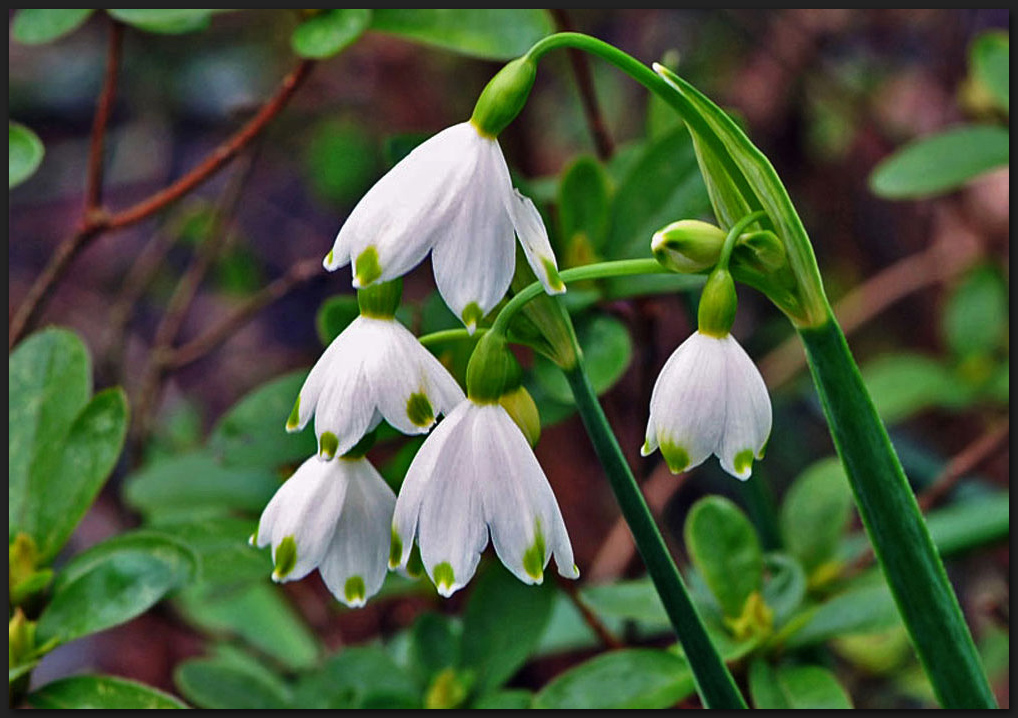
[531,313,632,404]
[174,656,291,709]
[369,9,553,60]
[106,9,221,34]
[942,264,1008,360]
[315,294,361,346]
[409,613,460,686]
[748,660,852,709]
[761,553,807,627]
[780,457,853,573]
[924,493,1009,557]
[27,675,187,709]
[304,120,379,206]
[684,496,763,618]
[147,516,265,586]
[293,647,420,709]
[459,563,556,695]
[473,689,533,709]
[869,125,1009,199]
[292,9,372,59]
[37,532,196,644]
[557,155,613,257]
[580,579,670,634]
[784,583,902,649]
[533,649,695,709]
[9,121,45,189]
[11,9,94,45]
[860,353,971,423]
[208,370,316,469]
[970,31,1009,113]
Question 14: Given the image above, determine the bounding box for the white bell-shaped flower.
[390,399,578,597]
[288,315,465,460]
[253,454,396,608]
[642,330,772,480]
[322,121,564,332]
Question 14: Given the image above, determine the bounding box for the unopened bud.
[498,385,541,446]
[734,230,786,273]
[470,57,537,138]
[466,331,523,403]
[652,219,725,274]
[698,268,738,337]
[357,278,403,319]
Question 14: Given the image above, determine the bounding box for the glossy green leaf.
[473,689,533,709]
[748,660,852,709]
[106,9,220,34]
[580,579,670,634]
[11,9,93,45]
[9,121,45,189]
[780,457,853,573]
[370,9,553,60]
[293,647,420,709]
[460,563,556,695]
[27,675,187,709]
[924,493,1009,557]
[208,370,316,469]
[37,532,196,644]
[534,649,695,709]
[316,294,361,346]
[305,120,379,206]
[860,353,971,423]
[531,313,632,404]
[684,496,763,618]
[869,125,1009,199]
[147,516,264,585]
[971,31,1009,113]
[292,9,371,59]
[784,582,901,649]
[175,656,291,710]
[558,155,613,257]
[942,264,1008,359]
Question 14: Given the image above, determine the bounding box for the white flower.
[390,399,578,597]
[322,121,564,332]
[288,315,465,460]
[641,330,772,480]
[253,454,396,608]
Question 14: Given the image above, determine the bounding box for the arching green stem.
[717,210,767,270]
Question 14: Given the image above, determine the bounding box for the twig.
[549,9,614,160]
[555,576,624,650]
[85,18,124,216]
[917,422,1009,512]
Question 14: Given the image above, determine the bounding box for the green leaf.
[748,660,852,709]
[761,553,807,627]
[27,675,187,709]
[9,121,45,189]
[924,492,1009,557]
[304,120,379,206]
[37,532,196,644]
[580,579,670,634]
[558,155,613,257]
[11,9,93,45]
[208,370,316,469]
[292,9,371,59]
[409,613,460,686]
[147,516,265,585]
[369,9,553,60]
[780,457,853,573]
[869,125,1009,199]
[970,31,1009,113]
[860,352,971,423]
[473,689,533,709]
[531,313,632,404]
[684,496,763,618]
[174,655,291,709]
[942,264,1008,360]
[106,9,220,34]
[293,647,420,709]
[459,563,556,695]
[784,582,902,649]
[316,294,361,346]
[533,649,695,709]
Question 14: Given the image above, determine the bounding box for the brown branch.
[85,19,124,215]
[917,422,1009,512]
[556,576,624,650]
[550,9,614,160]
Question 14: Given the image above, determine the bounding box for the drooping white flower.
[642,330,772,480]
[322,121,564,332]
[253,454,396,608]
[390,399,578,597]
[288,315,465,460]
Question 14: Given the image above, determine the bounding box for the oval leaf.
[749,660,852,709]
[10,121,45,188]
[292,647,420,709]
[292,9,372,59]
[12,9,94,45]
[780,457,853,574]
[28,675,187,709]
[175,657,291,710]
[785,583,902,649]
[106,9,221,34]
[860,353,971,423]
[971,31,1009,113]
[369,9,553,60]
[942,264,1008,360]
[558,155,613,256]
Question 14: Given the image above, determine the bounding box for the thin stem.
[84,18,124,215]
[718,210,767,269]
[418,327,487,347]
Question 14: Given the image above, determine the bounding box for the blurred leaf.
[409,613,460,686]
[580,579,670,633]
[148,516,265,585]
[942,264,1008,360]
[869,125,1009,199]
[971,32,1009,113]
[292,9,371,59]
[533,591,601,656]
[860,353,971,423]
[558,155,613,257]
[784,583,901,649]
[124,452,281,520]
[305,120,379,206]
[369,9,553,60]
[473,689,533,709]
[383,132,431,168]
[748,660,852,709]
[924,492,1009,557]
[208,370,316,469]
[9,121,45,189]
[37,532,196,644]
[106,9,220,34]
[761,553,807,627]
[175,656,291,709]
[213,248,262,294]
[460,563,556,695]
[684,496,763,618]
[293,647,420,709]
[316,294,361,346]
[533,649,695,709]
[27,675,187,709]
[531,313,632,404]
[780,457,853,574]
[832,627,912,674]
[12,9,94,44]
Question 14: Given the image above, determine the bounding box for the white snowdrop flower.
[287,314,465,460]
[253,454,396,608]
[390,399,579,597]
[641,330,772,480]
[322,120,564,333]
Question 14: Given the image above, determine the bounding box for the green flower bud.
[734,230,787,273]
[698,268,738,337]
[357,278,403,319]
[498,385,541,446]
[469,57,537,138]
[652,219,726,274]
[466,331,523,403]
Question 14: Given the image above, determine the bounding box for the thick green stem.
[799,315,996,709]
[563,356,746,709]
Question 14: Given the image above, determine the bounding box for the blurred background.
[9,9,1009,709]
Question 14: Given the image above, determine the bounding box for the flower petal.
[717,335,772,480]
[505,189,565,295]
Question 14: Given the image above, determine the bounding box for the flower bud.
[498,385,541,446]
[734,230,786,273]
[466,331,523,403]
[652,219,725,274]
[697,268,738,337]
[357,278,403,319]
[469,57,537,138]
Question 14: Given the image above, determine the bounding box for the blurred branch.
[556,576,624,650]
[917,421,1009,512]
[8,58,316,350]
[85,17,124,216]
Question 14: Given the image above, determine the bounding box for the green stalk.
[563,358,747,709]
[800,315,996,709]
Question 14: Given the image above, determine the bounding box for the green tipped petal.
[355,246,382,286]
[406,392,435,428]
[522,527,546,581]
[343,575,366,605]
[319,431,339,459]
[285,395,301,432]
[389,528,403,568]
[461,302,484,332]
[542,257,565,293]
[433,562,455,592]
[733,449,755,476]
[661,441,691,474]
[272,536,297,581]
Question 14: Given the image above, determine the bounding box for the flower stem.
[417,327,487,347]
[562,358,747,709]
[799,314,996,709]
